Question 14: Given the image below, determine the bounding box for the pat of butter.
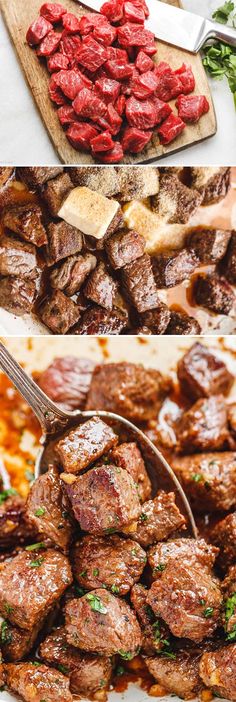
[58,186,120,239]
[124,200,188,254]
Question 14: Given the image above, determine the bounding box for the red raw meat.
[47,52,69,72]
[37,30,62,56]
[130,0,149,17]
[175,63,195,94]
[62,12,81,34]
[115,94,126,115]
[154,66,182,101]
[132,70,158,99]
[40,3,66,23]
[91,131,114,153]
[57,105,78,126]
[117,22,154,47]
[67,123,99,150]
[79,12,109,35]
[100,0,124,23]
[124,2,145,23]
[157,112,185,144]
[107,46,128,63]
[154,61,171,76]
[152,96,172,124]
[26,16,52,46]
[56,69,90,99]
[107,103,122,133]
[126,95,157,129]
[135,50,154,73]
[93,22,117,46]
[176,94,209,123]
[122,126,152,152]
[73,88,107,121]
[95,77,120,103]
[60,34,81,62]
[144,44,157,56]
[76,36,109,72]
[48,75,66,105]
[105,60,133,80]
[97,142,124,162]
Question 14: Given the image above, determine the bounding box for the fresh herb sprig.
[203,1,236,108]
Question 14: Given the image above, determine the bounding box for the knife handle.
[204,19,236,49]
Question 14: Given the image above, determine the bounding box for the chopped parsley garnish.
[116,665,125,677]
[4,604,14,615]
[131,548,137,556]
[58,664,69,675]
[212,1,235,23]
[140,512,148,522]
[74,585,86,598]
[0,488,18,505]
[99,679,106,688]
[153,564,166,574]
[200,599,206,606]
[226,624,236,641]
[25,469,35,483]
[26,542,46,551]
[118,650,133,660]
[79,570,88,579]
[192,474,202,483]
[203,2,236,108]
[86,593,107,614]
[1,620,12,644]
[29,557,45,568]
[111,584,120,594]
[225,592,236,621]
[105,528,116,535]
[32,661,42,667]
[151,619,176,659]
[203,607,214,618]
[34,507,46,517]
[93,568,99,577]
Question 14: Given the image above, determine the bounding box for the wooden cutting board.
[0,0,216,164]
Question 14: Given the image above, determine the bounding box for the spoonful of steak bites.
[0,341,196,540]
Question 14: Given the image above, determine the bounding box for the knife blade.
[77,0,236,53]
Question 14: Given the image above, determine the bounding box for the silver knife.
[77,0,236,53]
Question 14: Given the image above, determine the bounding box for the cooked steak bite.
[26,466,74,553]
[187,228,232,263]
[0,235,37,277]
[222,565,236,637]
[117,166,159,201]
[0,276,36,316]
[121,254,160,312]
[140,303,171,334]
[177,342,234,399]
[1,621,40,662]
[56,416,118,474]
[130,583,169,655]
[166,310,201,335]
[0,548,72,630]
[105,228,145,269]
[0,167,14,189]
[38,290,81,334]
[133,491,186,548]
[146,649,203,700]
[5,662,73,702]
[194,273,235,315]
[65,588,142,657]
[177,395,229,453]
[0,651,4,688]
[41,172,73,217]
[152,249,199,288]
[0,493,36,550]
[17,166,63,188]
[147,560,222,642]
[38,356,95,410]
[172,452,236,513]
[211,513,236,571]
[63,464,141,533]
[2,205,47,247]
[86,362,168,422]
[46,221,83,265]
[69,166,120,197]
[84,262,118,310]
[191,167,231,205]
[148,538,219,575]
[199,645,236,701]
[228,403,236,436]
[223,231,236,284]
[111,442,151,502]
[50,253,97,295]
[73,534,146,595]
[74,305,128,335]
[151,174,202,224]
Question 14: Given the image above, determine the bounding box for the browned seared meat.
[0,235,37,277]
[228,403,236,436]
[56,416,118,473]
[26,466,74,553]
[187,228,232,263]
[0,276,36,316]
[223,231,236,285]
[140,303,171,335]
[38,356,95,410]
[133,491,186,548]
[177,342,234,400]
[191,167,231,205]
[72,534,146,595]
[146,649,203,700]
[111,442,151,502]
[39,626,113,695]
[84,262,118,310]
[86,362,168,422]
[50,253,97,295]
[5,662,73,702]
[152,249,199,288]
[211,512,236,570]
[0,649,4,688]
[63,464,141,533]
[65,588,141,657]
[194,273,235,315]
[147,560,222,642]
[130,583,169,655]
[105,228,145,269]
[0,548,72,630]
[46,221,83,265]
[2,205,47,247]
[38,290,81,334]
[199,645,236,700]
[17,167,63,188]
[172,452,236,513]
[74,305,128,335]
[1,621,40,662]
[148,538,219,576]
[0,493,36,549]
[121,254,160,313]
[177,395,229,453]
[165,310,202,335]
[41,173,73,217]
[69,166,119,197]
[118,167,159,201]
[222,565,236,638]
[0,167,14,189]
[151,174,202,224]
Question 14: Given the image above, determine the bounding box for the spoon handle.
[0,342,73,435]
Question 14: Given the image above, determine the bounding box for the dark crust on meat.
[151,174,203,224]
[172,452,236,513]
[133,491,186,548]
[26,465,74,552]
[177,342,234,399]
[55,416,118,473]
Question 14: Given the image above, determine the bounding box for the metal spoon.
[0,341,197,537]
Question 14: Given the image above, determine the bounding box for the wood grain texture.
[0,0,216,164]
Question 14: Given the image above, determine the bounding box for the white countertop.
[0,0,235,165]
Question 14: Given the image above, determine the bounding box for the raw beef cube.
[117,22,154,47]
[49,74,66,105]
[106,228,145,269]
[62,12,81,33]
[17,166,62,188]
[121,253,161,312]
[95,77,120,103]
[126,96,157,129]
[0,235,36,277]
[58,105,78,126]
[50,250,96,295]
[100,0,124,22]
[37,30,62,56]
[187,228,231,263]
[91,131,114,153]
[0,276,36,316]
[60,34,81,61]
[56,416,118,474]
[2,204,47,247]
[77,36,109,71]
[111,442,151,502]
[177,395,229,453]
[133,491,186,548]
[151,173,202,224]
[73,88,106,121]
[26,465,74,553]
[67,123,99,151]
[176,94,209,123]
[158,113,186,144]
[26,16,52,45]
[175,63,195,94]
[41,172,73,217]
[135,50,154,72]
[84,262,118,309]
[56,69,91,99]
[105,60,133,80]
[151,97,172,124]
[93,21,117,45]
[223,231,236,284]
[47,52,69,72]
[40,3,67,23]
[166,311,201,335]
[152,249,199,287]
[124,1,145,23]
[177,342,234,399]
[194,274,235,315]
[46,221,82,265]
[172,452,236,513]
[132,70,158,99]
[38,356,95,411]
[154,66,182,101]
[5,663,72,702]
[98,143,124,163]
[73,305,128,335]
[63,464,141,531]
[39,290,81,334]
[107,104,122,134]
[79,12,99,34]
[140,303,171,334]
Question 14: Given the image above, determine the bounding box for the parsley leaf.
[225,592,236,621]
[34,507,46,517]
[1,621,12,645]
[0,488,18,505]
[203,2,236,108]
[25,542,45,552]
[118,650,133,660]
[203,607,214,618]
[29,557,44,568]
[86,593,107,614]
[212,1,235,23]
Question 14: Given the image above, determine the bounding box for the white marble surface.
[0,0,235,165]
